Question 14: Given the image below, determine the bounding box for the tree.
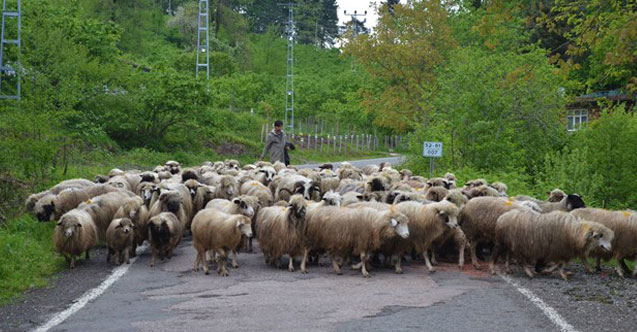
[344,0,456,132]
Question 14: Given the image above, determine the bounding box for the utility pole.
[278,2,297,133]
[195,0,210,82]
[0,0,20,101]
[343,9,366,37]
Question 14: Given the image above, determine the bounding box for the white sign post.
[423,141,443,178]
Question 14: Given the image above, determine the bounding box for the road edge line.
[33,244,147,332]
[497,272,579,332]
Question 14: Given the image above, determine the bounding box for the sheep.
[157,171,172,180]
[213,175,239,200]
[224,159,240,170]
[462,185,500,199]
[342,191,364,206]
[336,180,366,196]
[107,168,125,178]
[149,190,187,234]
[399,169,413,181]
[361,164,380,176]
[138,182,160,208]
[275,174,319,202]
[426,177,451,189]
[491,210,614,280]
[272,161,286,173]
[256,195,308,273]
[424,186,449,202]
[164,160,181,174]
[206,195,261,256]
[489,182,508,196]
[336,165,363,181]
[53,210,98,268]
[390,191,428,204]
[148,212,183,267]
[319,175,340,195]
[139,171,159,184]
[190,182,216,214]
[181,168,199,182]
[255,166,277,185]
[25,178,94,212]
[113,196,149,257]
[459,196,541,269]
[191,209,252,276]
[444,189,468,208]
[304,206,409,277]
[571,208,637,277]
[94,175,109,184]
[537,194,585,213]
[366,175,390,193]
[106,218,135,265]
[444,173,457,188]
[464,178,487,189]
[240,180,274,207]
[548,188,566,202]
[34,184,119,222]
[75,191,136,241]
[160,183,195,228]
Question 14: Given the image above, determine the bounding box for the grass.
[0,215,64,305]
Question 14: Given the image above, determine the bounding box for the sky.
[337,0,381,31]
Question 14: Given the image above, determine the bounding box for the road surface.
[1,156,635,332]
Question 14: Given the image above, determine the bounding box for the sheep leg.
[360,253,370,278]
[330,255,342,275]
[595,257,602,272]
[579,256,595,274]
[150,246,157,267]
[457,243,465,269]
[288,255,296,272]
[618,257,630,276]
[351,261,363,270]
[300,248,309,274]
[124,248,130,264]
[504,252,512,274]
[430,250,438,266]
[217,249,229,277]
[248,237,254,253]
[632,258,637,278]
[523,265,535,278]
[558,264,569,281]
[130,242,137,258]
[394,255,403,274]
[193,250,202,272]
[470,241,481,270]
[489,243,501,275]
[106,248,112,263]
[423,250,436,273]
[115,251,121,266]
[232,250,239,269]
[70,257,76,269]
[85,249,90,260]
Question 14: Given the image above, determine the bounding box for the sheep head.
[234,215,253,238]
[288,194,307,223]
[57,214,82,238]
[321,190,342,206]
[233,196,255,218]
[566,194,586,210]
[35,194,57,222]
[159,191,182,214]
[386,211,410,239]
[115,218,135,234]
[431,201,460,229]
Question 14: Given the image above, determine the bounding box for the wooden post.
[339,135,342,154]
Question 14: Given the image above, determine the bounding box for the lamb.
[459,196,541,269]
[240,180,274,207]
[491,210,613,280]
[424,186,449,202]
[191,209,252,276]
[25,178,94,212]
[571,208,637,277]
[148,212,183,267]
[34,184,119,222]
[53,210,99,268]
[256,195,308,273]
[304,206,409,277]
[113,196,149,257]
[106,218,135,265]
[536,194,585,213]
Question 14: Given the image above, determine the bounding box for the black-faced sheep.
[491,210,614,280]
[164,160,181,174]
[304,206,409,277]
[149,190,187,234]
[148,212,183,267]
[191,209,252,276]
[256,195,308,273]
[571,208,637,277]
[536,194,585,213]
[54,210,98,268]
[106,218,135,265]
[275,174,319,202]
[25,178,94,212]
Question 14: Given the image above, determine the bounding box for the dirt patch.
[210,142,248,156]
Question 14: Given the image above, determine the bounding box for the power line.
[195,0,210,84]
[278,2,298,132]
[0,0,20,101]
[343,9,367,37]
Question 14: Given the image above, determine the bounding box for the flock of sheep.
[25,159,637,280]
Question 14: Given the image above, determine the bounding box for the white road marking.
[33,244,148,332]
[498,272,579,332]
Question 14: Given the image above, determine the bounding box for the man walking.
[261,120,287,164]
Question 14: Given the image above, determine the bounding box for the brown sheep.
[191,209,252,276]
[34,184,119,222]
[459,196,540,269]
[53,210,98,268]
[106,218,135,265]
[571,208,637,277]
[304,206,409,277]
[256,195,308,273]
[424,186,449,202]
[148,212,183,267]
[113,196,149,257]
[399,169,413,181]
[213,175,239,200]
[25,178,94,212]
[75,191,136,241]
[206,195,261,258]
[491,210,613,280]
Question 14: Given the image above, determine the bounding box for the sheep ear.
[438,210,446,216]
[115,223,122,228]
[56,220,62,226]
[77,223,82,228]
[236,220,242,228]
[233,198,240,205]
[390,218,398,227]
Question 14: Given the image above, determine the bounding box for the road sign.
[423,141,443,157]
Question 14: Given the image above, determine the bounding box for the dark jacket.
[261,130,286,163]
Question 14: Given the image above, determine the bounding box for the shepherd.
[260,120,287,164]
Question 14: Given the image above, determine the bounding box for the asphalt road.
[1,156,636,332]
